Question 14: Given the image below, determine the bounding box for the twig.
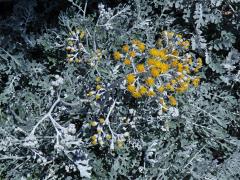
[0,156,25,161]
[29,97,61,136]
[61,99,90,106]
[182,144,207,170]
[105,99,117,149]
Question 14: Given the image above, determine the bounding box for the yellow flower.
[122,44,130,53]
[158,63,169,73]
[192,77,200,87]
[168,96,177,106]
[75,58,81,63]
[145,77,155,86]
[171,59,179,68]
[132,91,142,98]
[87,91,95,96]
[159,97,165,104]
[129,51,136,58]
[183,65,190,73]
[147,58,156,66]
[176,74,184,81]
[113,51,122,60]
[147,89,156,97]
[91,135,97,141]
[66,54,73,58]
[162,105,168,112]
[106,134,112,140]
[132,39,145,52]
[165,83,174,92]
[166,31,174,39]
[153,61,161,68]
[193,67,200,73]
[177,63,184,72]
[95,77,101,82]
[154,61,169,73]
[136,42,146,52]
[158,49,168,60]
[124,58,131,65]
[150,67,160,77]
[99,118,105,124]
[182,40,190,49]
[197,57,203,68]
[136,64,145,73]
[96,85,102,90]
[132,39,140,45]
[149,48,160,57]
[95,94,101,100]
[80,31,85,39]
[127,84,136,93]
[91,139,97,145]
[126,74,136,84]
[90,121,98,127]
[176,34,182,39]
[171,79,177,85]
[177,82,189,93]
[172,49,179,56]
[157,86,165,93]
[67,40,74,46]
[187,57,193,65]
[139,85,147,95]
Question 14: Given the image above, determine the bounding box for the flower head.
[157,86,165,93]
[139,85,147,95]
[192,77,200,87]
[126,74,136,84]
[132,91,142,98]
[113,51,122,60]
[129,51,136,58]
[124,58,131,65]
[122,44,130,53]
[150,67,160,77]
[136,64,145,73]
[127,84,136,93]
[145,77,155,86]
[168,96,177,106]
[149,48,160,57]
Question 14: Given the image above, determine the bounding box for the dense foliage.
[0,0,240,179]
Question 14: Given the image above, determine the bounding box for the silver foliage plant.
[0,0,240,179]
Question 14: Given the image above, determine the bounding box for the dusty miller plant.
[0,0,240,179]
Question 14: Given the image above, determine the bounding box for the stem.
[105,99,117,148]
[182,144,206,170]
[29,97,60,136]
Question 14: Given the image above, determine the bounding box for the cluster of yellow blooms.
[86,76,105,101]
[88,117,129,148]
[65,28,86,63]
[113,31,203,111]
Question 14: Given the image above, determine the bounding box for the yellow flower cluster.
[86,76,106,101]
[65,28,103,65]
[89,116,129,148]
[89,117,107,146]
[65,28,85,63]
[113,39,146,62]
[114,31,203,111]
